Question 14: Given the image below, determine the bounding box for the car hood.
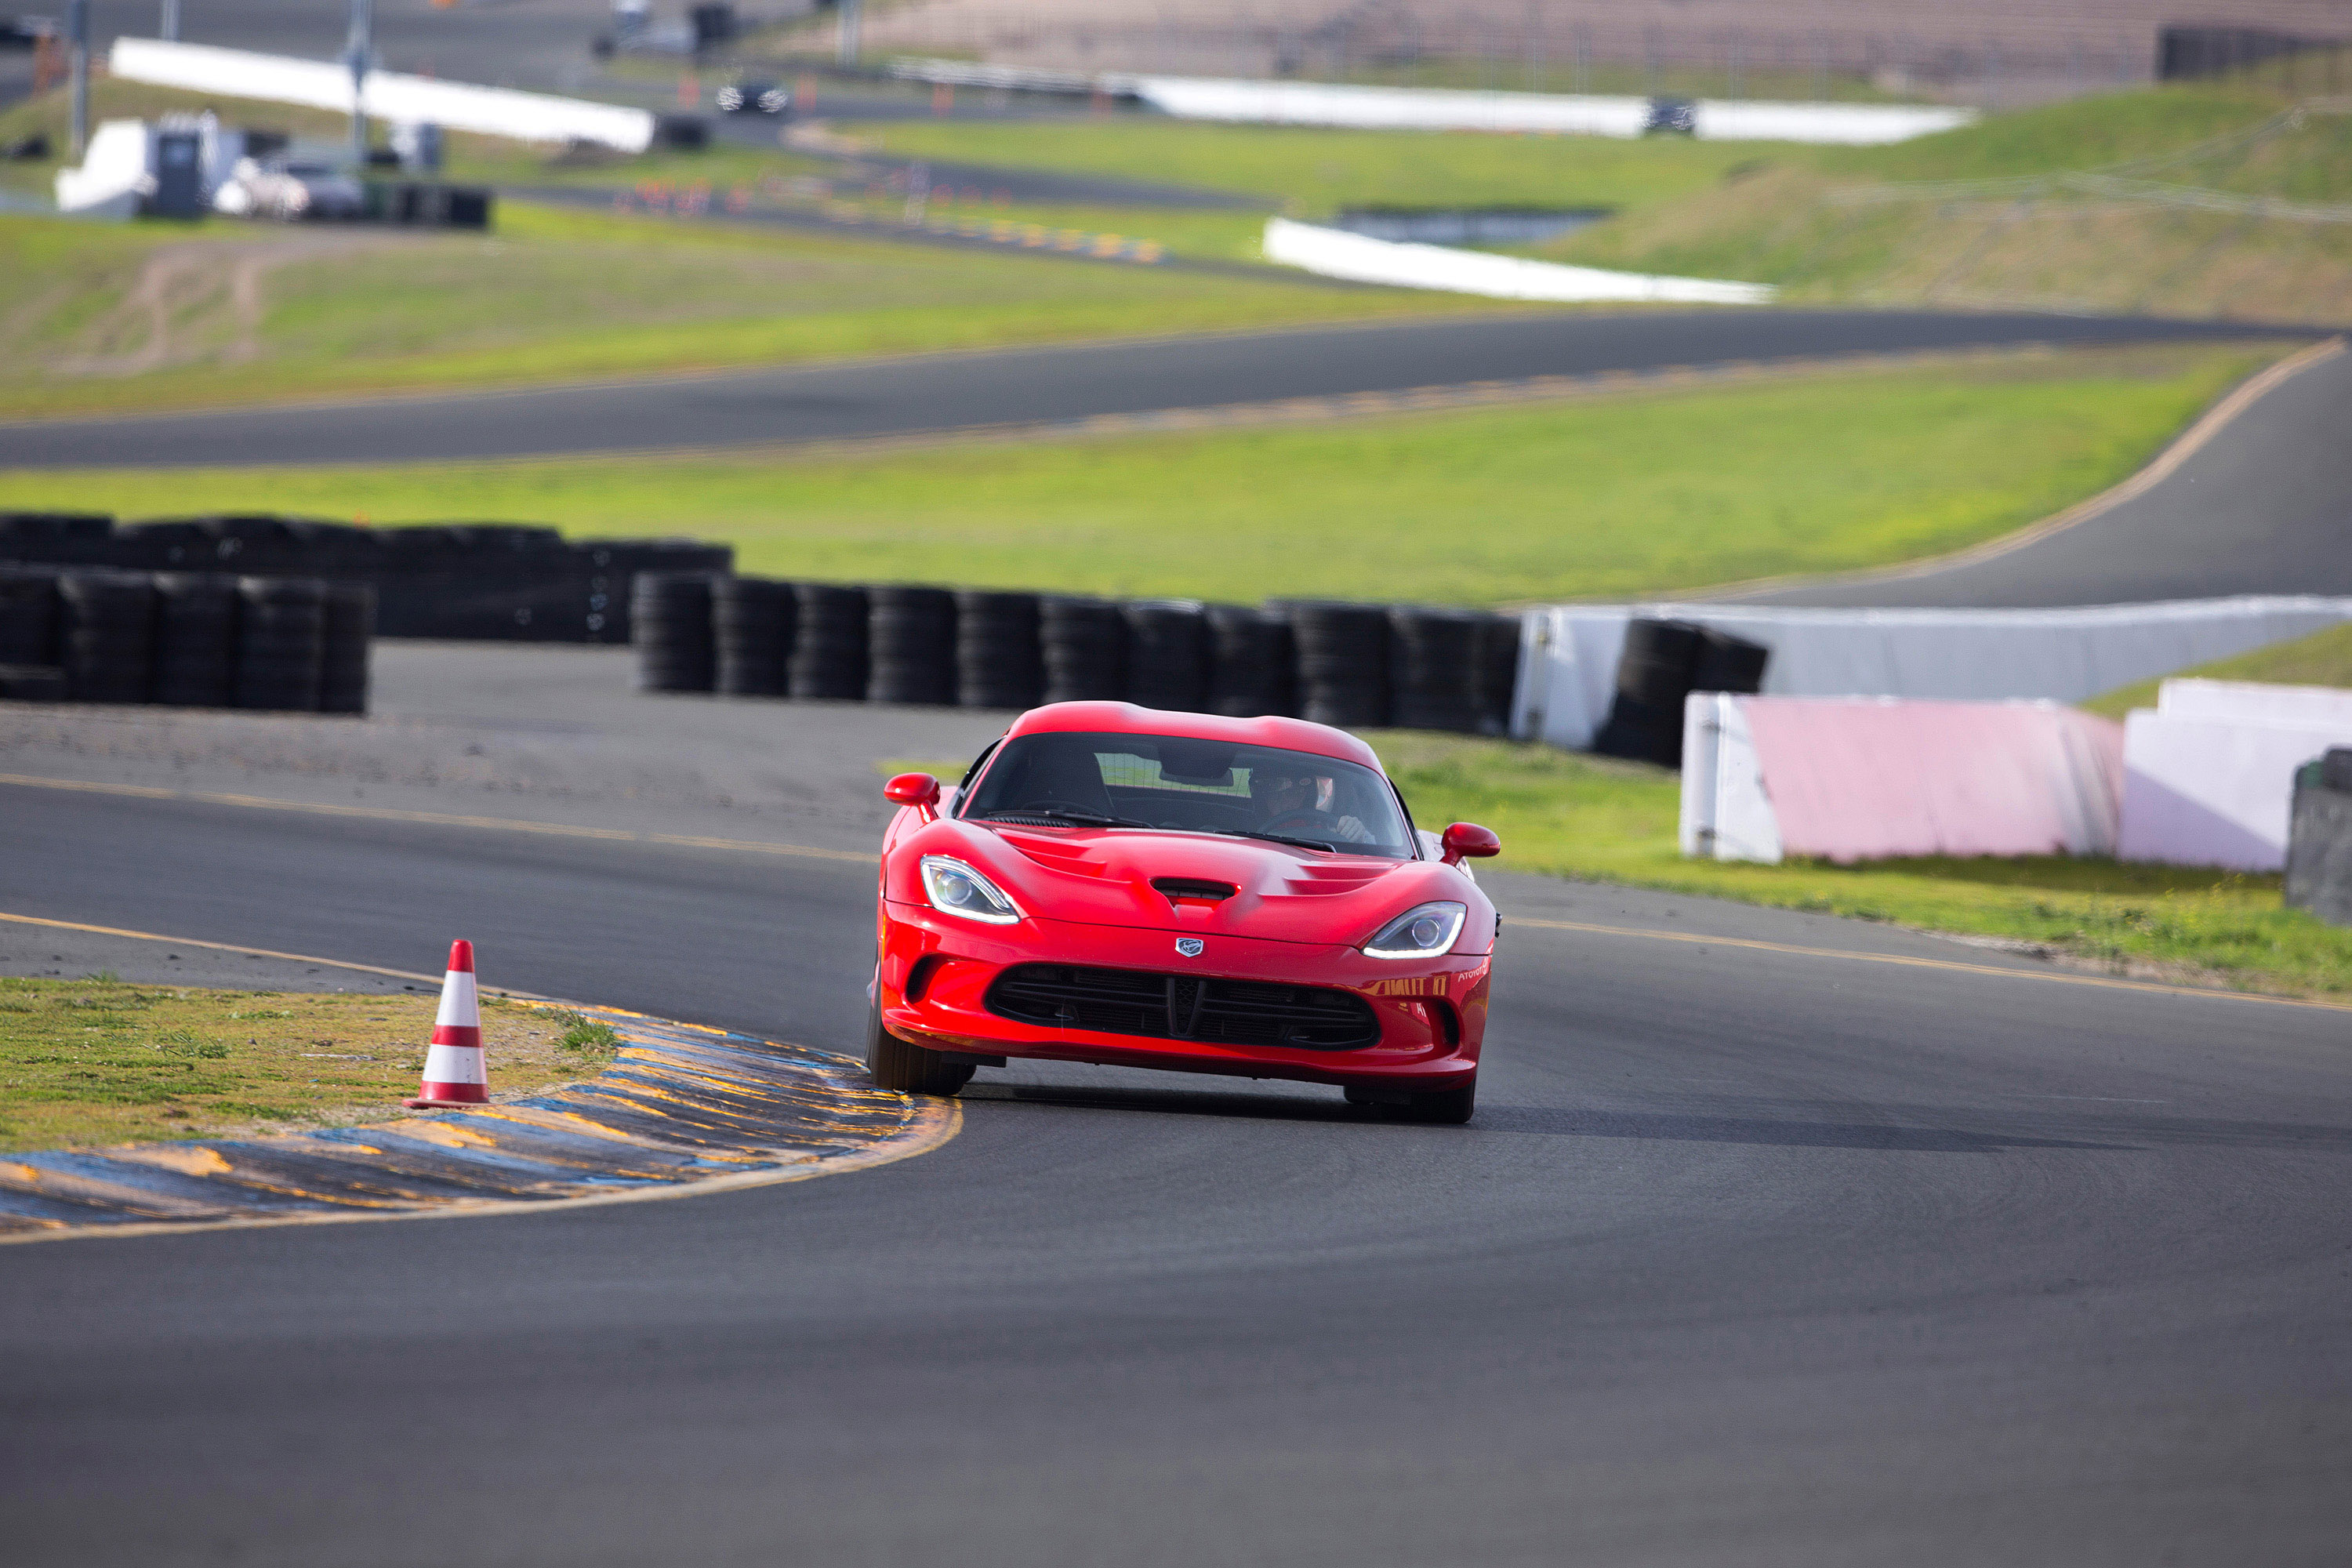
[888,818,1490,951]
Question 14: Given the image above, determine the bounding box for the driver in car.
[1252,764,1374,844]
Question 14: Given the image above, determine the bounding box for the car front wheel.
[1393,1076,1475,1125]
[864,1000,973,1097]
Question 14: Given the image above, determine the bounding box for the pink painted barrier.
[1738,699,2125,863]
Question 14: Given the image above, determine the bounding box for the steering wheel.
[1261,809,1332,834]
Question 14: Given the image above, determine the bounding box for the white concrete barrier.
[1129,74,1973,143]
[1681,694,2125,864]
[108,38,656,151]
[1514,597,2352,752]
[2116,680,2352,870]
[1263,217,1773,303]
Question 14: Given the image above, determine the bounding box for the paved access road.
[0,310,2295,468]
[2,652,2347,1566]
[1748,340,2352,607]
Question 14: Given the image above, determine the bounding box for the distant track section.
[0,311,2301,470]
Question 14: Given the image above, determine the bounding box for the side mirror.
[1440,822,1501,865]
[884,771,942,820]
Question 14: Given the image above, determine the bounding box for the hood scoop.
[1003,833,1110,876]
[1152,877,1237,904]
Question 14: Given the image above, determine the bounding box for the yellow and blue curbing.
[0,1007,958,1244]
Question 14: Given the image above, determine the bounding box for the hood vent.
[1152,877,1237,903]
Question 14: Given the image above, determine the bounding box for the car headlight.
[919,855,1022,924]
[1362,901,1466,960]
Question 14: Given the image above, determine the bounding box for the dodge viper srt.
[868,702,1501,1123]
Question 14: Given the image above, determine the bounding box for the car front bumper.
[877,901,1487,1089]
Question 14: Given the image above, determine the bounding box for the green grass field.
[844,78,2352,320]
[1543,82,2352,320]
[0,342,2280,604]
[0,197,1502,420]
[852,117,1779,219]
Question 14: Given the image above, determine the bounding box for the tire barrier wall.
[0,564,373,714]
[632,577,1521,735]
[3,512,732,646]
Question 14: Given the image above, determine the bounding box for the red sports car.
[867,701,1501,1123]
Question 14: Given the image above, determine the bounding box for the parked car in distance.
[1644,96,1698,135]
[717,81,792,116]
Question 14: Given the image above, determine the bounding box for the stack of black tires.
[631,572,718,693]
[868,588,957,706]
[0,567,373,713]
[624,577,1528,740]
[1203,604,1294,719]
[1040,598,1127,703]
[713,577,795,696]
[9,510,732,645]
[792,585,870,700]
[1593,619,1771,767]
[954,591,1043,710]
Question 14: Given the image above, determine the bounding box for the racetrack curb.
[0,1003,958,1245]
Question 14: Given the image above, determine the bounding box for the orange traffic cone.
[405,939,489,1109]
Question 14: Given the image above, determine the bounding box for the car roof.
[1003,702,1386,772]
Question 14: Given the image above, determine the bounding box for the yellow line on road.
[1509,916,2352,1014]
[0,910,458,985]
[0,772,880,865]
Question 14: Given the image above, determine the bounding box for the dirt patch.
[49,230,419,378]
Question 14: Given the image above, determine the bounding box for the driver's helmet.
[1250,761,1319,815]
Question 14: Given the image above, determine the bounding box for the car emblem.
[1174,937,1205,958]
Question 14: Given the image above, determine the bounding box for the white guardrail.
[1512,597,2352,752]
[1263,218,1773,303]
[108,38,657,151]
[884,59,1975,145]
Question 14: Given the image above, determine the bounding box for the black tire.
[1390,1076,1476,1125]
[862,1000,972,1096]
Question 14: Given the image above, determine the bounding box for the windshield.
[960,731,1414,858]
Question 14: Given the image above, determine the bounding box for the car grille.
[985,964,1381,1051]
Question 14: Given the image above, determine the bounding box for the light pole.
[67,0,89,158]
[837,0,859,66]
[345,0,372,166]
[160,0,180,42]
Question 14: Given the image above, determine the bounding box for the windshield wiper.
[1223,828,1339,854]
[977,808,1152,828]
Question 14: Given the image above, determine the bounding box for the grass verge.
[1543,82,2352,321]
[1,198,1502,420]
[848,117,1781,218]
[0,341,2278,604]
[0,979,620,1152]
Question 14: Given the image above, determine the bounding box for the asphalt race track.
[0,310,2299,469]
[1745,342,2352,607]
[2,660,2349,1566]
